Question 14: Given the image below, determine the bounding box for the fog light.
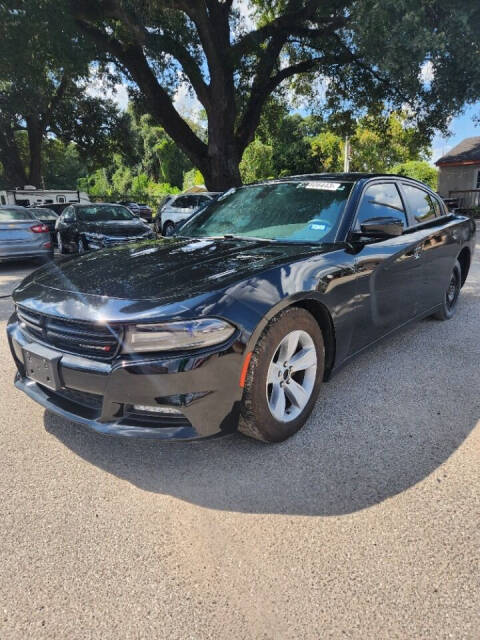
[133,404,182,414]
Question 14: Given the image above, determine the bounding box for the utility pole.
[343,136,351,173]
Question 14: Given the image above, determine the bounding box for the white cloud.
[173,79,203,122]
[232,0,256,31]
[420,60,434,86]
[84,67,129,110]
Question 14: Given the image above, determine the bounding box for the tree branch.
[72,15,208,167]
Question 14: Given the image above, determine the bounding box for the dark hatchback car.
[8,174,475,443]
[55,203,154,254]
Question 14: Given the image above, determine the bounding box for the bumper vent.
[17,306,121,360]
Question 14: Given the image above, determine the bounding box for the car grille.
[17,306,122,360]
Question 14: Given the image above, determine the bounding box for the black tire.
[162,221,175,237]
[432,259,462,321]
[76,236,87,255]
[238,307,325,443]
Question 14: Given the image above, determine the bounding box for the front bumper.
[8,318,244,440]
[83,233,154,250]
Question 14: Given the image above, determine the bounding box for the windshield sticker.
[301,181,343,191]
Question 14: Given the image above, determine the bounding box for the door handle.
[413,245,422,260]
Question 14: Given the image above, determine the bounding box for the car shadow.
[44,289,480,516]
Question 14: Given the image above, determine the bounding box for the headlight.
[83,232,104,242]
[123,318,235,352]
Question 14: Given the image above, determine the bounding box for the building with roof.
[435,137,480,206]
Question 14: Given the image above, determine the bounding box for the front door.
[349,182,423,353]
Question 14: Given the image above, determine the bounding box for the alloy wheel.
[266,329,317,422]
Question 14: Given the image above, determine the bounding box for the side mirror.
[353,216,404,240]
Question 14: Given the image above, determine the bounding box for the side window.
[355,183,407,229]
[431,195,443,217]
[62,206,75,222]
[173,196,189,208]
[0,195,5,205]
[402,184,436,223]
[476,170,480,189]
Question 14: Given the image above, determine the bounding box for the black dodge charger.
[7,174,475,442]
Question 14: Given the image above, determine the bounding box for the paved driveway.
[0,248,479,639]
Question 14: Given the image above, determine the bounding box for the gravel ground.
[0,246,479,639]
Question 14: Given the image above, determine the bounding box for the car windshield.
[0,208,35,221]
[180,180,353,243]
[30,208,57,220]
[77,205,135,221]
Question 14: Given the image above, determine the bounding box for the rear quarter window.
[0,208,35,221]
[402,184,437,223]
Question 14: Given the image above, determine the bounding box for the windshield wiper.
[222,234,273,242]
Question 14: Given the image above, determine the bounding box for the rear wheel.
[162,221,175,237]
[239,307,324,443]
[433,260,461,320]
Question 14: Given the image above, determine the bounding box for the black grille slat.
[17,305,121,360]
[47,319,116,338]
[46,329,117,346]
[17,308,42,326]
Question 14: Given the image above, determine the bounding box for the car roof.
[0,204,27,210]
[271,172,432,189]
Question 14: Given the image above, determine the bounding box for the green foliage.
[240,139,274,183]
[183,168,206,191]
[389,161,438,190]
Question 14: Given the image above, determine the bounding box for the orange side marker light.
[239,352,253,388]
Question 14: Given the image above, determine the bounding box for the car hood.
[13,237,337,322]
[80,220,149,236]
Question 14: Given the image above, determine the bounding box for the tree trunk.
[202,141,242,192]
[0,126,28,188]
[26,115,43,187]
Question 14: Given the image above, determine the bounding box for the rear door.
[399,183,456,313]
[349,181,423,353]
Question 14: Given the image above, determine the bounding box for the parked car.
[156,192,221,236]
[29,207,59,245]
[34,202,73,215]
[136,203,153,222]
[8,174,475,443]
[117,201,153,223]
[55,203,155,254]
[0,206,52,262]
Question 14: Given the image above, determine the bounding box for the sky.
[431,104,480,163]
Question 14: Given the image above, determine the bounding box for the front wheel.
[57,232,66,254]
[76,237,86,255]
[239,307,324,443]
[432,260,461,321]
[162,221,175,237]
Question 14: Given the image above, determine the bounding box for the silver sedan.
[0,206,53,262]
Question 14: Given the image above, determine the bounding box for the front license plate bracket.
[23,345,62,391]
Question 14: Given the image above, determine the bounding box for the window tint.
[356,183,406,228]
[403,184,437,223]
